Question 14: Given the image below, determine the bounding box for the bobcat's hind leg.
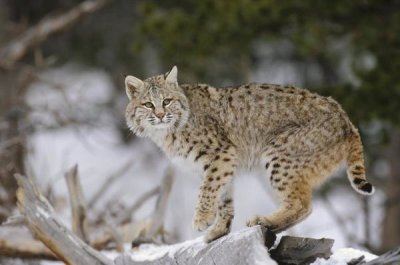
[246,188,312,232]
[247,155,313,232]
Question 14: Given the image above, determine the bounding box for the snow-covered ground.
[312,248,377,265]
[39,237,377,265]
[23,64,382,264]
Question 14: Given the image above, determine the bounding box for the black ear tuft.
[121,73,128,78]
[360,182,373,193]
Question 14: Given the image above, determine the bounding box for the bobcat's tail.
[346,128,375,195]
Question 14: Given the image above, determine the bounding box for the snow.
[129,237,205,261]
[312,248,377,265]
[126,226,278,264]
[39,240,379,265]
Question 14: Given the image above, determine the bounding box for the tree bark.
[0,69,29,222]
[381,129,400,251]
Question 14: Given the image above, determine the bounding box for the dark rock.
[263,228,277,249]
[270,235,334,265]
[348,255,366,265]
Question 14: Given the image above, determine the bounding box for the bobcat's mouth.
[152,121,172,129]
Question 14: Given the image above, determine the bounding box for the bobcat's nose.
[155,112,165,119]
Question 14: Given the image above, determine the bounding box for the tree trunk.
[381,129,400,251]
[0,69,28,222]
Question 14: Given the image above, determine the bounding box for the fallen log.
[15,173,113,265]
[115,225,277,265]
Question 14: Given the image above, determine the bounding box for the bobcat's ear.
[165,66,178,83]
[125,75,144,100]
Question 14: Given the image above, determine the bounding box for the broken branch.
[65,164,89,243]
[15,173,113,265]
[0,0,112,69]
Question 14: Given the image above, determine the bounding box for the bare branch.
[0,238,57,260]
[0,0,112,69]
[114,186,160,225]
[65,164,89,243]
[148,167,174,238]
[1,215,25,227]
[131,167,175,246]
[15,173,113,265]
[88,161,135,209]
[104,219,124,253]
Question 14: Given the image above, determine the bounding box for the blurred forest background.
[0,0,399,262]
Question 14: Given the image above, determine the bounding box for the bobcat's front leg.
[192,146,237,242]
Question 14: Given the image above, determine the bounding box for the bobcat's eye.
[163,98,172,106]
[143,102,154,108]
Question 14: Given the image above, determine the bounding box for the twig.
[114,186,160,225]
[88,161,135,209]
[1,215,25,227]
[0,0,112,69]
[104,218,124,252]
[147,167,174,238]
[64,165,89,243]
[0,238,57,260]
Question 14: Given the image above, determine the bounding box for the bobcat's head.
[125,66,189,137]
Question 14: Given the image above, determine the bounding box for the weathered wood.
[115,226,277,265]
[147,167,174,238]
[130,168,174,247]
[15,173,113,265]
[65,165,89,242]
[270,235,334,265]
[1,215,25,227]
[0,238,56,260]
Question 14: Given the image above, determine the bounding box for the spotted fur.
[125,66,374,242]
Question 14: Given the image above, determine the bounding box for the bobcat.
[124,66,374,242]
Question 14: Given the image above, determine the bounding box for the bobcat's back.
[181,83,353,167]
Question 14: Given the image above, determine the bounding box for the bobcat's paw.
[246,215,274,229]
[204,225,230,243]
[192,209,216,232]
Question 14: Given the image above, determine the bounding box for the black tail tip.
[360,182,373,193]
[353,178,375,195]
